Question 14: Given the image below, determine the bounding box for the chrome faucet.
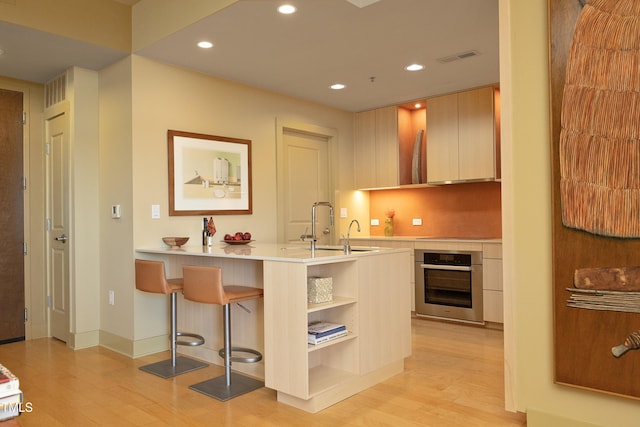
[343,219,361,254]
[301,201,334,256]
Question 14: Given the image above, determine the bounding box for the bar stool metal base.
[218,346,262,364]
[138,291,207,379]
[177,331,205,347]
[189,372,264,401]
[139,356,208,379]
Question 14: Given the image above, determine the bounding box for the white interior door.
[277,122,334,245]
[46,110,70,342]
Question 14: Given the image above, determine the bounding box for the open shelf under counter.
[261,247,411,413]
[307,332,357,353]
[307,296,357,313]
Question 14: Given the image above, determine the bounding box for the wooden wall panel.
[550,0,640,399]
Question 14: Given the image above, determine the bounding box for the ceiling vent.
[44,73,67,109]
[437,50,479,64]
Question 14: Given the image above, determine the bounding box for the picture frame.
[168,130,252,216]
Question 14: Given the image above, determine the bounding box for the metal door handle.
[54,234,68,243]
[421,263,471,272]
[323,227,330,235]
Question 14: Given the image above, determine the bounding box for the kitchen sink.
[280,245,378,252]
[316,245,378,252]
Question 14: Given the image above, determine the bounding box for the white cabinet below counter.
[358,239,415,310]
[482,242,503,324]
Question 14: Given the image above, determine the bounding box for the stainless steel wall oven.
[415,250,483,324]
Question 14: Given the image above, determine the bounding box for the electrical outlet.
[108,290,115,305]
[371,218,380,226]
[340,207,348,218]
[412,218,422,226]
[151,204,160,219]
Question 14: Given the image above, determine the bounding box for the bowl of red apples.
[222,231,253,245]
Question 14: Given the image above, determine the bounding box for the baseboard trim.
[526,408,600,427]
[69,330,99,349]
[97,331,169,359]
[132,334,169,358]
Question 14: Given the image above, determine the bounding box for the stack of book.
[0,364,22,422]
[308,321,347,345]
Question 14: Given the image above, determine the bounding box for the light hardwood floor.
[0,318,526,426]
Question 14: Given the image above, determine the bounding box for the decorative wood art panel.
[550,0,640,399]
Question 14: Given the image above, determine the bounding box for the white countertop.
[348,236,502,243]
[136,242,403,263]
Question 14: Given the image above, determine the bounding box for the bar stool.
[134,259,207,378]
[182,264,264,401]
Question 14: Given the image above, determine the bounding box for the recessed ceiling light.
[414,103,422,108]
[405,63,424,71]
[330,83,346,90]
[347,0,381,7]
[278,4,296,14]
[197,41,213,49]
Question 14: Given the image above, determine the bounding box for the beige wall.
[504,1,640,425]
[99,57,136,349]
[66,67,102,348]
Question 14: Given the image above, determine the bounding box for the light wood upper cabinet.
[426,86,497,184]
[354,106,398,189]
[354,109,377,189]
[375,106,399,187]
[425,93,459,183]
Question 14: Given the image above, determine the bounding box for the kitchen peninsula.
[136,243,411,413]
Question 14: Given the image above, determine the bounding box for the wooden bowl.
[162,237,189,248]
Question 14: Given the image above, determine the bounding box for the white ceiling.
[0,0,499,112]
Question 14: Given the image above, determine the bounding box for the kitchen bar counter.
[136,242,411,413]
[137,241,393,262]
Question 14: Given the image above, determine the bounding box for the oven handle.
[420,263,472,272]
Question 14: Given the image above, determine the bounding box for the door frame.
[275,118,338,244]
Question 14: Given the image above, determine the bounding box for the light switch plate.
[111,205,121,219]
[412,218,422,226]
[151,204,160,219]
[340,207,348,218]
[371,218,380,226]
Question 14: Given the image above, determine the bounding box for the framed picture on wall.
[168,129,252,216]
[549,0,640,399]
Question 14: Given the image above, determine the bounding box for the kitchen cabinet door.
[354,109,377,189]
[458,87,495,181]
[374,106,399,188]
[354,106,399,188]
[426,93,459,183]
[426,86,496,184]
